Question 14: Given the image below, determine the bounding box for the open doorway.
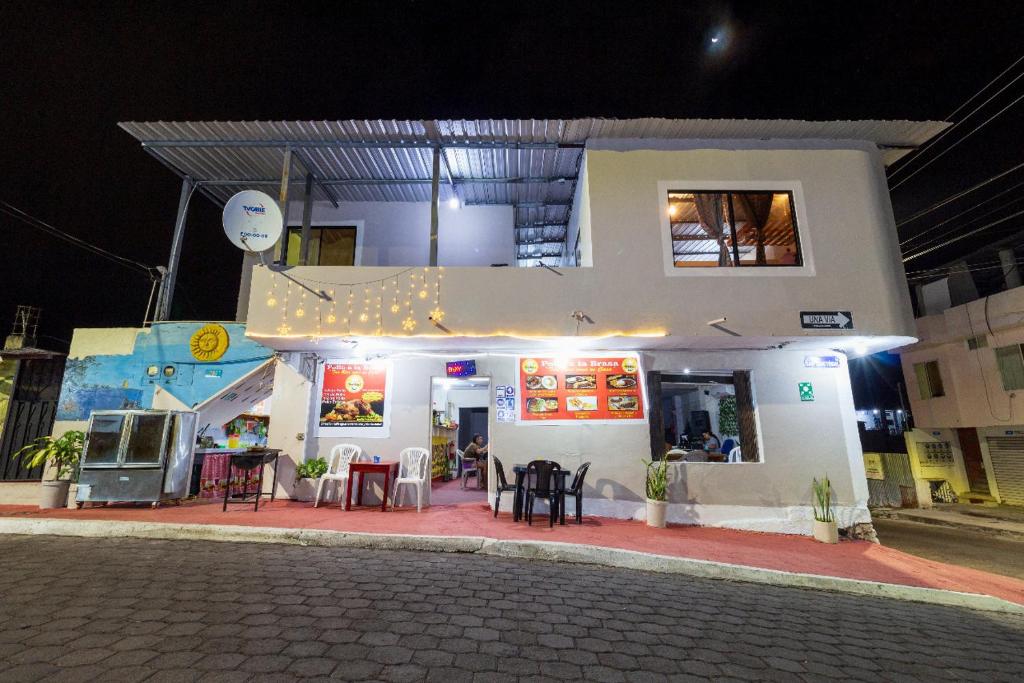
[429,375,490,506]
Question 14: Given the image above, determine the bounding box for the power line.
[947,54,1024,120]
[901,194,1024,254]
[903,208,1024,262]
[896,160,1024,229]
[890,91,1024,192]
[0,200,155,276]
[899,178,1024,246]
[889,54,1024,181]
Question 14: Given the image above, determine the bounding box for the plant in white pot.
[15,431,84,509]
[292,457,328,502]
[812,475,839,543]
[644,457,671,528]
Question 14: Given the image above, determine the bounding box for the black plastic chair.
[559,462,591,525]
[524,460,562,527]
[491,458,518,518]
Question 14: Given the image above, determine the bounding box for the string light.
[390,278,401,314]
[266,275,279,308]
[277,281,292,335]
[346,287,354,334]
[262,266,447,337]
[326,289,337,325]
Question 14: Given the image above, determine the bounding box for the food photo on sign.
[317,360,392,437]
[517,355,645,424]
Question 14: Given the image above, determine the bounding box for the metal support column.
[275,147,292,264]
[429,146,440,267]
[155,176,193,321]
[299,172,314,265]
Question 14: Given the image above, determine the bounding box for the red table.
[345,460,399,511]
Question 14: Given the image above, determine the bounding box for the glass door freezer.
[76,410,197,507]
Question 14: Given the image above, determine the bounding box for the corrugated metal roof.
[119,118,947,266]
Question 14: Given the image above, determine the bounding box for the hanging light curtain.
[693,193,732,266]
[737,193,774,265]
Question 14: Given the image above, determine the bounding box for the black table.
[222,449,281,511]
[511,464,570,524]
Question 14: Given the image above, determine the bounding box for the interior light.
[897,409,904,414]
[711,36,720,43]
[873,409,880,415]
[668,203,680,218]
[683,368,691,374]
[854,343,868,356]
[448,197,460,210]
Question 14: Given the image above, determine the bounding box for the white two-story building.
[46,118,945,535]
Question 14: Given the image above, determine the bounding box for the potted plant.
[292,457,328,502]
[812,475,838,543]
[644,457,671,528]
[15,431,85,509]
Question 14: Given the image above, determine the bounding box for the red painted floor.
[3,498,1022,606]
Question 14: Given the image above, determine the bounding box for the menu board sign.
[317,360,392,438]
[517,355,645,424]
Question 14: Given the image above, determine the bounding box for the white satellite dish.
[222,190,283,252]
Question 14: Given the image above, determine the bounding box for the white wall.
[285,201,514,267]
[900,285,1024,429]
[253,144,916,344]
[266,347,869,533]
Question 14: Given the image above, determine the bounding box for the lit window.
[284,226,357,266]
[667,191,801,268]
[913,361,945,399]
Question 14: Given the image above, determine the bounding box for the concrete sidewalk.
[875,504,1024,539]
[2,499,1024,613]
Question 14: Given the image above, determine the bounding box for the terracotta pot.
[646,499,668,528]
[813,519,839,544]
[39,480,71,509]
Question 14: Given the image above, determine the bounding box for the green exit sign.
[798,382,814,402]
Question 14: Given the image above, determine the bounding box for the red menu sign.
[518,355,645,423]
[318,361,391,436]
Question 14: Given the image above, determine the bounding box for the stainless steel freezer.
[76,410,198,507]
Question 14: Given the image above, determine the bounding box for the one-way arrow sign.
[800,311,853,330]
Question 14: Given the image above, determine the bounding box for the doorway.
[429,376,490,505]
[956,428,990,494]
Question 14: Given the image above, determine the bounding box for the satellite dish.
[222,190,283,252]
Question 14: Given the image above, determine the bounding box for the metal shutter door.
[985,437,1024,505]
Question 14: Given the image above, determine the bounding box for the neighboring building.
[0,306,66,504]
[52,117,945,535]
[900,278,1024,506]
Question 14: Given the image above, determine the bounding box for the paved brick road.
[0,535,1022,682]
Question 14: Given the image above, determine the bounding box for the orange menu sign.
[319,361,389,431]
[518,356,645,423]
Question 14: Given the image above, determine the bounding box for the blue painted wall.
[56,323,273,421]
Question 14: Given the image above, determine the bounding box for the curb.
[880,513,1024,540]
[0,517,1020,615]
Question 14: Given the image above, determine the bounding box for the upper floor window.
[284,226,357,266]
[966,335,988,351]
[667,190,801,268]
[913,360,945,399]
[995,344,1024,391]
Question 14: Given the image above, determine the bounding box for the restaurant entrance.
[429,375,490,504]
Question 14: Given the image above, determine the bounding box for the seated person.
[701,430,721,453]
[463,434,488,488]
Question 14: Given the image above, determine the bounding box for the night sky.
[2,1,1023,411]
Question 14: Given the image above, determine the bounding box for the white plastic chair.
[728,446,743,463]
[314,444,362,507]
[392,447,430,512]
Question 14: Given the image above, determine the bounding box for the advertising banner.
[317,360,392,438]
[517,355,645,424]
